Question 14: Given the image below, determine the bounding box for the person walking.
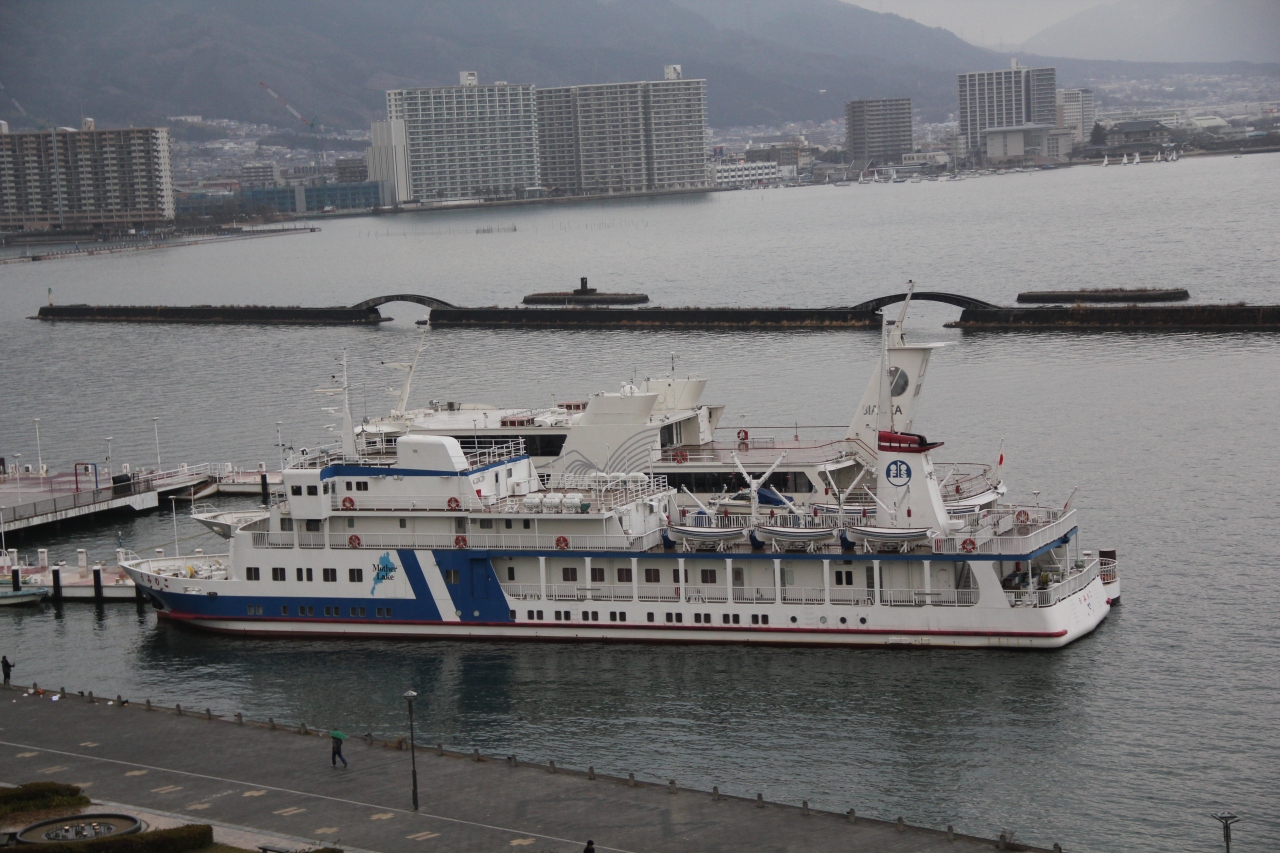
[1,656,12,688]
[330,730,348,768]
[583,840,595,853]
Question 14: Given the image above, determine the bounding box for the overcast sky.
[849,0,1110,46]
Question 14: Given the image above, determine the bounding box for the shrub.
[0,782,90,816]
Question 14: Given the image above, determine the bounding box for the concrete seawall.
[0,684,1058,852]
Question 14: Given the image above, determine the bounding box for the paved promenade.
[0,686,1052,853]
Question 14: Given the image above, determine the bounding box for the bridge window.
[246,567,260,581]
[307,485,318,496]
[348,568,364,582]
[356,482,369,492]
[291,485,302,496]
[323,568,337,582]
[271,567,286,581]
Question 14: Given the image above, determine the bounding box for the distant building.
[240,162,280,188]
[1056,88,1095,144]
[957,59,1057,154]
[1104,121,1171,149]
[1100,109,1184,128]
[901,151,950,167]
[844,98,912,165]
[745,145,799,169]
[334,157,368,184]
[535,67,708,196]
[386,72,541,202]
[367,119,410,206]
[0,124,173,230]
[713,160,781,187]
[983,124,1075,164]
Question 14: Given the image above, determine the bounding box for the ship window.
[296,568,304,581]
[562,566,578,582]
[523,519,531,529]
[610,612,617,622]
[509,609,516,620]
[527,610,535,620]
[647,612,654,622]
[790,616,798,623]
[247,605,255,615]
[694,613,702,623]
[280,518,294,531]
[619,612,626,621]
[400,518,407,528]
[281,605,289,615]
[307,485,318,496]
[356,482,369,492]
[323,568,337,582]
[291,485,302,496]
[761,614,769,625]
[722,614,730,624]
[732,614,740,624]
[386,608,392,617]
[479,519,493,529]
[444,569,460,584]
[617,567,633,583]
[505,519,512,529]
[675,612,683,623]
[704,613,711,623]
[590,566,605,583]
[246,566,261,581]
[834,571,843,586]
[377,608,384,617]
[347,518,355,528]
[536,610,543,619]
[888,366,909,397]
[322,483,329,495]
[348,568,363,582]
[752,614,759,625]
[700,569,717,584]
[306,568,313,581]
[305,519,321,532]
[554,610,562,620]
[866,566,875,589]
[644,568,660,583]
[271,567,286,581]
[345,481,352,491]
[672,569,681,584]
[507,566,516,581]
[665,612,673,623]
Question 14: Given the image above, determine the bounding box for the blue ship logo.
[371,552,397,595]
[885,460,912,487]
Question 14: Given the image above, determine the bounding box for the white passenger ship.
[122,323,1119,649]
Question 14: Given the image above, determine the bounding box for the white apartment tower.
[0,124,174,230]
[957,59,1057,153]
[385,72,540,202]
[1056,88,1096,144]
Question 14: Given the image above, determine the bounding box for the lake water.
[2,154,1279,852]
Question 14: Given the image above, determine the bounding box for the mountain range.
[0,0,1274,132]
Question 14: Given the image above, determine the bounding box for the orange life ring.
[341,496,355,510]
[555,535,569,550]
[673,450,688,464]
[447,496,461,511]
[960,537,977,553]
[736,429,749,441]
[1015,509,1030,524]
[348,534,361,548]
[454,535,468,549]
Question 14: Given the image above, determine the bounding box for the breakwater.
[954,303,1280,330]
[1016,288,1190,304]
[427,306,878,329]
[35,304,384,324]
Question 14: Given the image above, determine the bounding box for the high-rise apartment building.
[536,66,707,196]
[0,122,173,230]
[844,98,912,165]
[386,72,540,202]
[1056,88,1096,144]
[957,59,1057,153]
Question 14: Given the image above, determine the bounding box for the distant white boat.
[1134,152,1142,164]
[1122,154,1129,165]
[1170,149,1179,161]
[1102,155,1109,166]
[1153,151,1162,162]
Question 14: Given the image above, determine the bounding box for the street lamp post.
[12,455,21,504]
[171,496,180,558]
[33,418,43,484]
[1211,812,1239,853]
[403,690,419,811]
[152,417,162,472]
[105,437,113,477]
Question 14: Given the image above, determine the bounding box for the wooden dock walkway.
[0,685,1056,853]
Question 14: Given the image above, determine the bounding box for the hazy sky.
[848,0,1109,46]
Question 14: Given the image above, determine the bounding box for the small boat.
[892,177,907,183]
[1122,154,1130,165]
[1133,152,1141,164]
[0,587,48,606]
[1102,155,1109,166]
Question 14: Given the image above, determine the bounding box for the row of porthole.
[502,609,870,627]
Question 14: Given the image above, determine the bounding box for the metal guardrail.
[934,507,1074,556]
[1005,560,1101,608]
[285,528,669,553]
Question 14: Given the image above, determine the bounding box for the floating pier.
[0,685,1063,853]
[5,548,142,602]
[0,466,210,535]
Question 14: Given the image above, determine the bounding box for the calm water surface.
[2,154,1279,852]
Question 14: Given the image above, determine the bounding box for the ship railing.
[250,531,296,548]
[828,588,874,606]
[683,585,729,603]
[932,588,980,606]
[1099,558,1117,583]
[933,507,1073,556]
[151,462,212,488]
[880,588,928,607]
[545,473,672,509]
[325,528,665,553]
[499,583,543,601]
[660,438,868,466]
[1005,559,1101,608]
[674,513,752,529]
[933,462,999,498]
[781,586,826,604]
[546,583,585,601]
[732,586,778,604]
[464,439,526,469]
[637,585,683,603]
[330,494,485,513]
[297,532,326,549]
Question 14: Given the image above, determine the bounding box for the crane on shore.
[259,81,325,168]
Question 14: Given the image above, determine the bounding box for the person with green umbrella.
[330,730,348,768]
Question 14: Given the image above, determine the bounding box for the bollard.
[205,708,212,721]
[628,773,635,787]
[472,748,481,762]
[712,786,719,801]
[588,766,595,780]
[235,713,243,725]
[10,568,18,592]
[436,742,443,756]
[52,568,62,601]
[175,703,182,716]
[1053,845,1062,853]
[847,808,856,824]
[87,691,95,704]
[268,717,275,730]
[395,737,405,750]
[668,780,677,794]
[61,687,67,698]
[93,568,103,601]
[997,833,1007,850]
[116,695,123,705]
[756,793,764,808]
[947,825,955,842]
[549,760,556,774]
[897,817,905,833]
[300,723,309,735]
[145,699,152,712]
[802,801,809,816]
